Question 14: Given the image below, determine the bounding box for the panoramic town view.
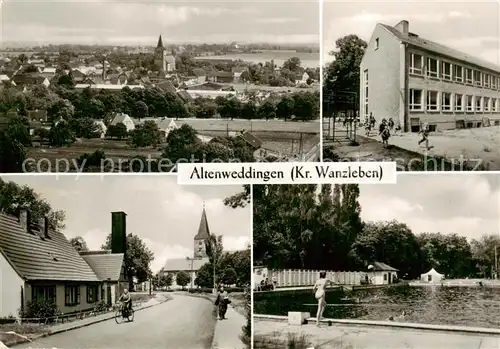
[252,175,500,348]
[0,1,320,173]
[323,1,500,171]
[0,176,251,348]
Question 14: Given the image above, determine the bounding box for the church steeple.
[157,35,164,49]
[193,203,211,258]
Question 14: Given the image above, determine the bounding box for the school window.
[492,76,497,89]
[497,77,500,90]
[65,285,80,306]
[32,285,56,303]
[466,96,474,111]
[442,62,451,80]
[87,285,99,303]
[454,65,463,82]
[484,73,490,88]
[375,38,379,49]
[475,96,482,112]
[426,58,438,78]
[473,70,482,86]
[484,97,491,112]
[441,92,452,111]
[426,91,438,111]
[495,99,500,112]
[455,94,463,112]
[410,53,423,74]
[465,68,473,84]
[409,89,423,111]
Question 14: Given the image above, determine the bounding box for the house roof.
[239,131,263,149]
[0,213,100,282]
[111,113,132,125]
[81,253,124,281]
[157,117,176,130]
[161,257,209,272]
[194,208,211,240]
[157,35,164,49]
[192,68,206,77]
[379,23,500,73]
[371,262,398,272]
[421,268,443,276]
[157,80,176,94]
[177,90,194,103]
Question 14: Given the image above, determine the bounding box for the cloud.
[358,174,499,240]
[257,17,301,24]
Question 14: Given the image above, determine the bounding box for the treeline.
[253,184,498,279]
[0,83,319,123]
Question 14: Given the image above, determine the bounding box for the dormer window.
[375,38,379,50]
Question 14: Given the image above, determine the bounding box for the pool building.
[360,20,500,132]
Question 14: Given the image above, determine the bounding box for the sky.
[358,174,500,240]
[323,0,500,65]
[1,175,251,273]
[0,0,319,45]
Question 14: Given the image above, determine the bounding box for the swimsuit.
[315,289,325,300]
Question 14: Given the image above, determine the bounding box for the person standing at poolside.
[313,271,332,326]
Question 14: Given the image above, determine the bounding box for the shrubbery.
[19,299,61,321]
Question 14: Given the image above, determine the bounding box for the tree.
[162,124,201,164]
[106,123,128,140]
[276,96,294,121]
[221,267,238,285]
[34,128,50,144]
[69,236,88,252]
[258,101,276,121]
[155,272,173,289]
[129,120,161,148]
[324,35,367,113]
[6,116,31,146]
[0,178,66,230]
[175,270,191,289]
[101,233,154,289]
[194,263,214,288]
[282,57,301,73]
[0,131,27,173]
[205,235,224,289]
[134,101,149,120]
[49,121,75,147]
[241,102,257,120]
[70,117,100,139]
[223,185,251,208]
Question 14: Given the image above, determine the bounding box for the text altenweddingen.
[189,166,284,182]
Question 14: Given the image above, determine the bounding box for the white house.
[93,120,107,138]
[420,268,444,284]
[367,262,398,285]
[157,117,178,140]
[110,113,136,132]
[295,72,310,85]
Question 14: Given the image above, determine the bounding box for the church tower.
[154,35,166,72]
[194,204,211,258]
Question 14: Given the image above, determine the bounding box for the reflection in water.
[253,285,500,328]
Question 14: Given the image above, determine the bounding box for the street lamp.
[186,257,194,290]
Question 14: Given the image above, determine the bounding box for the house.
[360,20,500,131]
[161,206,212,289]
[70,69,87,83]
[253,266,269,290]
[110,113,135,132]
[157,117,178,140]
[232,66,248,82]
[41,67,57,80]
[0,210,101,318]
[367,262,398,285]
[157,80,177,94]
[185,90,236,99]
[93,120,107,138]
[80,251,127,305]
[420,268,444,284]
[295,72,310,85]
[177,90,194,103]
[191,68,207,84]
[207,71,234,84]
[238,131,263,149]
[11,73,50,88]
[74,84,144,91]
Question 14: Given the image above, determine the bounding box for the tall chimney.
[39,216,49,238]
[111,211,127,259]
[19,209,31,233]
[395,20,409,35]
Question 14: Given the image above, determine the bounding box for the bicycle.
[115,301,134,324]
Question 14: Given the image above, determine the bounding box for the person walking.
[215,286,230,320]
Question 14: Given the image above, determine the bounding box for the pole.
[213,255,216,294]
[190,259,194,289]
[495,245,498,279]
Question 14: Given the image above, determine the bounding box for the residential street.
[15,294,216,349]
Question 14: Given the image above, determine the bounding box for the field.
[25,119,320,171]
[324,125,499,171]
[230,83,320,94]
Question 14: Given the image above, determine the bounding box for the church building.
[154,35,176,73]
[160,205,211,288]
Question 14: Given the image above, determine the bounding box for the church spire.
[194,205,211,240]
[156,35,164,49]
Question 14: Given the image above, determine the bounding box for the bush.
[20,299,61,322]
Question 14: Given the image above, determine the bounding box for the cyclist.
[118,288,132,316]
